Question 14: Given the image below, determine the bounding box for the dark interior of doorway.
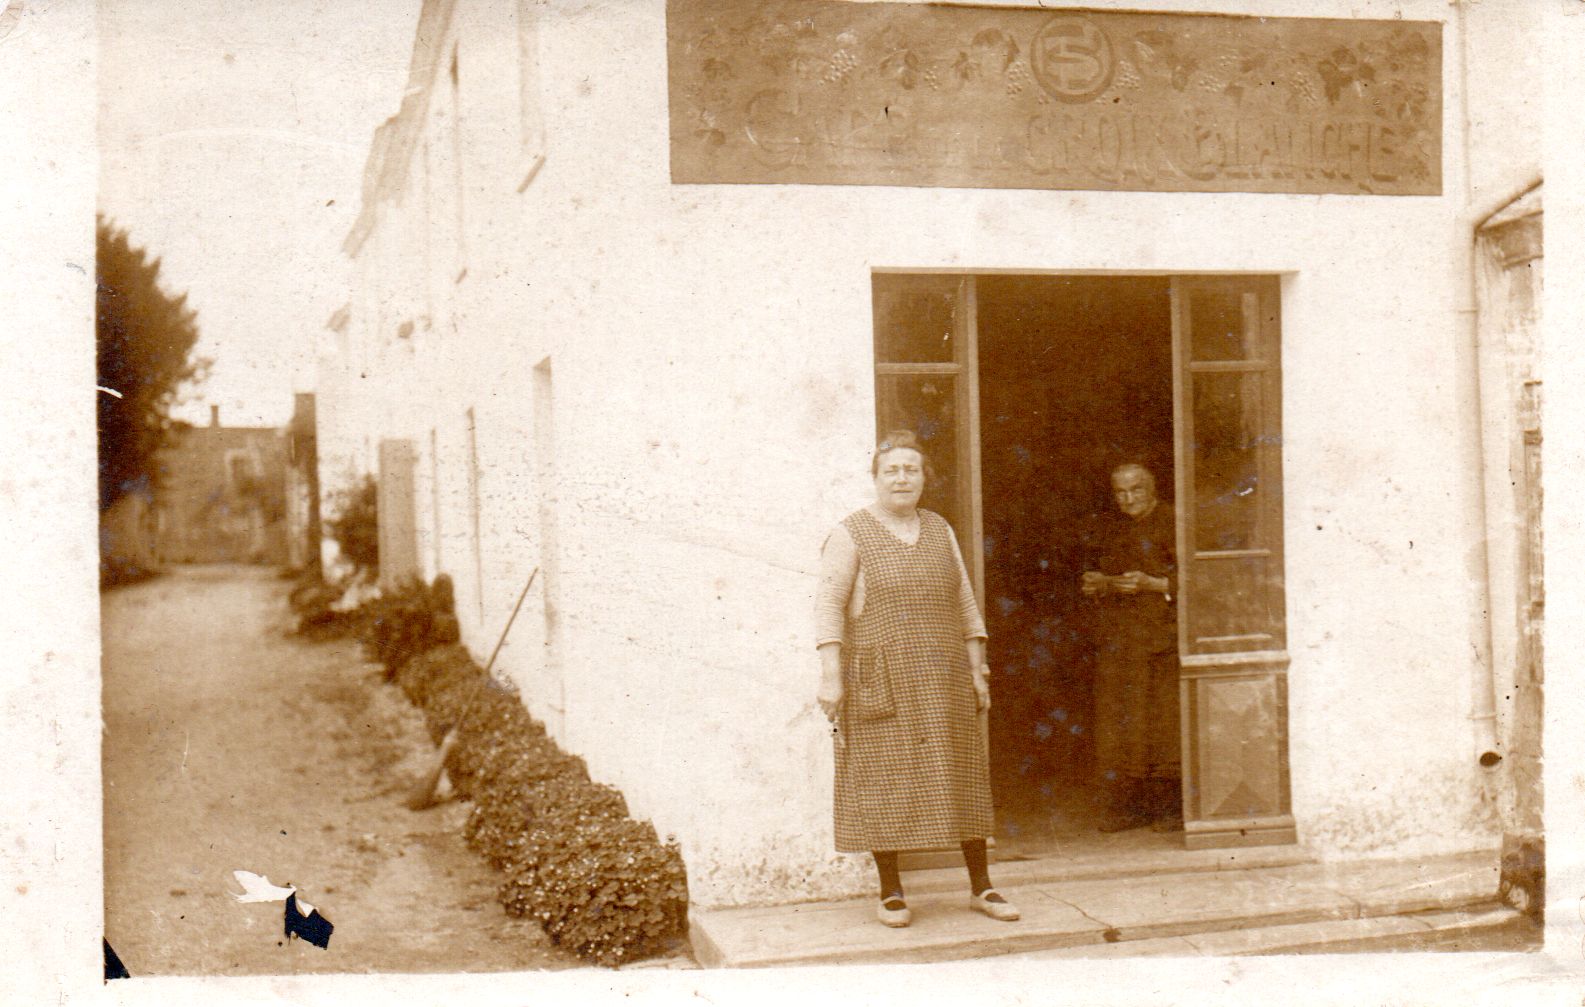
[975,275,1176,858]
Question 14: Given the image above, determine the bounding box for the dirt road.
[101,566,582,976]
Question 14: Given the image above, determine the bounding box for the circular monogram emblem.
[1030,16,1115,103]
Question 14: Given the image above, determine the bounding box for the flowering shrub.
[384,640,689,966]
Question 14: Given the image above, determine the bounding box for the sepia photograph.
[8,0,1585,1003]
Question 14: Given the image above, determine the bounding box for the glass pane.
[1189,289,1257,362]
[1192,372,1265,552]
[1189,555,1278,648]
[872,274,958,363]
[875,373,959,532]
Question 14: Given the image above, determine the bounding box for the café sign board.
[666,1,1441,195]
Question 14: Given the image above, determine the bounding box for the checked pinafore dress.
[833,508,994,852]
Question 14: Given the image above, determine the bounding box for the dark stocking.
[962,838,997,898]
[873,851,904,906]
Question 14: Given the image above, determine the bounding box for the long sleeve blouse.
[814,516,988,648]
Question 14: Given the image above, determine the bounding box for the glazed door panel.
[1171,276,1296,849]
[871,273,984,604]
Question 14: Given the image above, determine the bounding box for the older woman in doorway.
[1080,461,1180,833]
[814,430,1018,928]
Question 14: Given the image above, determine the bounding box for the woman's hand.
[817,669,844,723]
[817,643,844,723]
[1114,571,1168,595]
[971,665,991,711]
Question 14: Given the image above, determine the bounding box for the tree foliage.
[96,217,209,511]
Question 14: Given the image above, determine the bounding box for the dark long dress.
[833,509,994,852]
[1085,503,1180,781]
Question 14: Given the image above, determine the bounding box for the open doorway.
[872,270,1294,860]
[975,276,1175,855]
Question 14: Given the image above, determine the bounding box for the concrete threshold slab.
[1043,862,1360,943]
[1006,906,1527,959]
[689,849,1503,968]
[899,839,1313,897]
[690,886,1108,969]
[1261,849,1502,918]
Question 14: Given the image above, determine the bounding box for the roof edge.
[343,0,459,258]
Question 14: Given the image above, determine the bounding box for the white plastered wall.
[323,0,1547,907]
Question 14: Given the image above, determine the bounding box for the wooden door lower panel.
[1180,661,1296,849]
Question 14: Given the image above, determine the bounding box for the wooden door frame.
[1170,275,1295,848]
[871,269,1297,851]
[955,275,986,608]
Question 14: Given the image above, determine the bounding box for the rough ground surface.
[101,565,584,976]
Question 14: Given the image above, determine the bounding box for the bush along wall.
[357,576,461,680]
[388,638,690,966]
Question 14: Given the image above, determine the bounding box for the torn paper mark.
[103,938,130,980]
[285,892,333,949]
[96,386,123,398]
[232,871,335,950]
[230,870,296,903]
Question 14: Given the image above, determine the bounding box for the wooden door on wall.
[871,273,984,603]
[1171,276,1295,848]
[377,438,421,592]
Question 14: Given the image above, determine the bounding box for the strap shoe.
[877,897,911,928]
[969,889,1020,921]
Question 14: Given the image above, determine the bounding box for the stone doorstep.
[688,850,1502,969]
[689,892,1109,970]
[1255,850,1502,920]
[1004,906,1526,959]
[1254,906,1533,956]
[900,840,1314,897]
[709,841,1314,925]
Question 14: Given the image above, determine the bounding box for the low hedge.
[358,577,460,679]
[288,575,359,639]
[502,810,689,964]
[287,572,459,660]
[384,602,689,967]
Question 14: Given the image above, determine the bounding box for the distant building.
[154,406,289,566]
[321,0,1547,909]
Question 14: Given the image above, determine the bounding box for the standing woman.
[814,431,1019,928]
